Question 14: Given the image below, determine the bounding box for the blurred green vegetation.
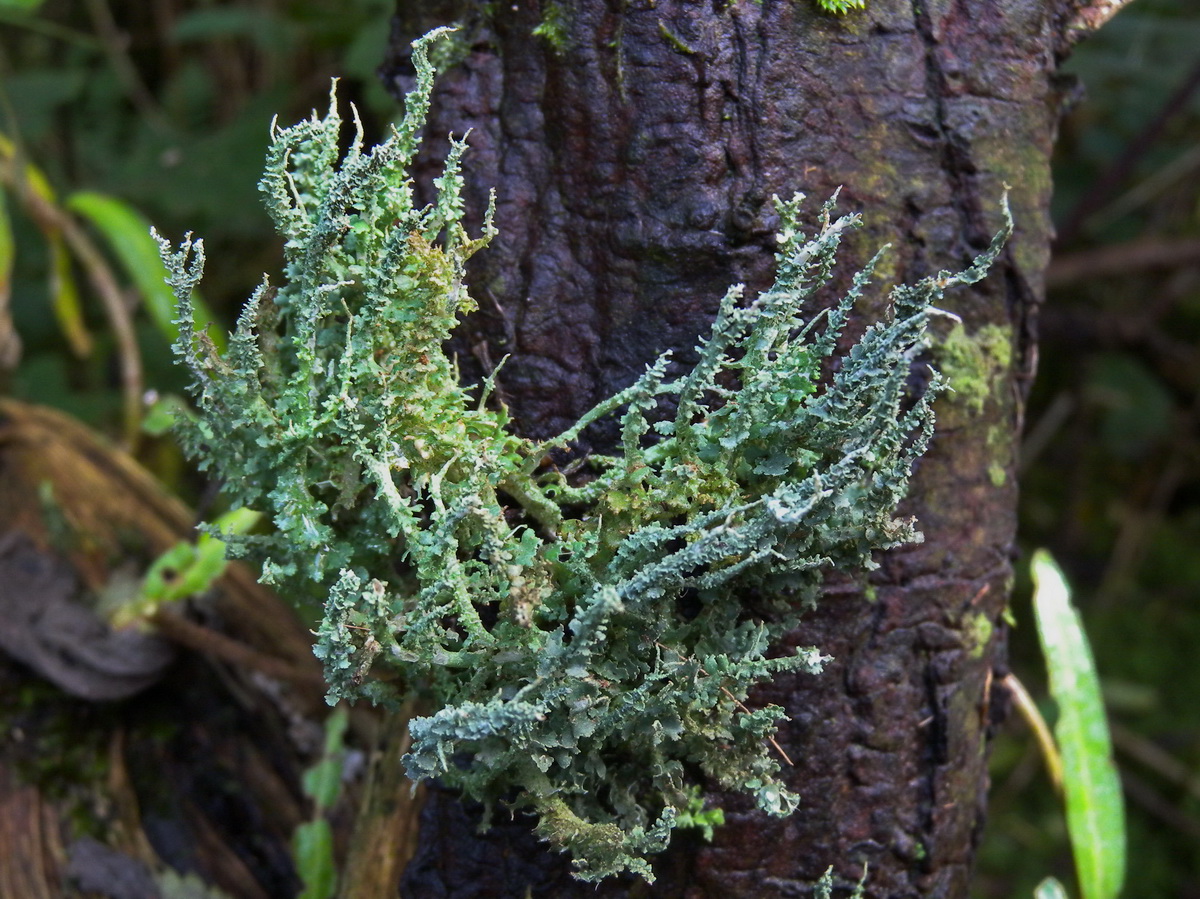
[978,1,1200,897]
[0,0,395,474]
[1,1,1198,895]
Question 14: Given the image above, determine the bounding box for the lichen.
[964,611,994,659]
[158,27,1009,883]
[987,418,1014,487]
[935,322,1013,416]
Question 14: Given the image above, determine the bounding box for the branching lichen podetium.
[157,27,1010,883]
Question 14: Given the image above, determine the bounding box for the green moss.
[964,611,994,659]
[532,1,570,53]
[935,322,1012,415]
[816,0,867,12]
[0,679,114,838]
[987,420,1012,486]
[930,322,1015,485]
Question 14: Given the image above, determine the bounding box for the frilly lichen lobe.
[159,26,1009,883]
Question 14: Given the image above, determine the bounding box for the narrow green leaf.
[0,188,13,297]
[292,819,337,899]
[0,140,92,356]
[302,706,349,810]
[114,507,262,626]
[1035,877,1070,899]
[0,133,55,201]
[211,506,262,538]
[48,234,93,357]
[65,190,224,350]
[0,187,17,369]
[321,704,350,757]
[1031,550,1126,899]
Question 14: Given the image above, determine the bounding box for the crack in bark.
[910,0,984,251]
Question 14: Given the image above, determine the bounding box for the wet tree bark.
[378,1,1117,896]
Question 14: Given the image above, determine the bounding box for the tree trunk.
[378,1,1110,895]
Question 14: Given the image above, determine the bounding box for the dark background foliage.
[1,0,1197,895]
[980,1,1200,895]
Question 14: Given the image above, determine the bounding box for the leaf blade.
[48,234,93,357]
[292,819,337,899]
[1031,549,1126,899]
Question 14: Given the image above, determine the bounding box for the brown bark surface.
[381,1,1078,896]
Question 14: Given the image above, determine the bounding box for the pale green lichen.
[989,462,1007,487]
[988,418,1013,487]
[425,24,472,73]
[816,863,869,898]
[158,27,1008,883]
[964,611,994,659]
[936,322,1013,415]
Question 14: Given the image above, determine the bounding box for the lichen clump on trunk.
[158,28,1008,883]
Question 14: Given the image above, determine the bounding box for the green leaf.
[302,706,349,810]
[48,235,93,357]
[0,188,12,298]
[65,190,224,351]
[321,704,350,757]
[0,0,45,10]
[292,819,337,899]
[674,787,725,842]
[0,133,55,199]
[1031,550,1126,899]
[302,758,343,811]
[142,392,190,436]
[0,138,92,356]
[0,187,16,368]
[210,505,262,538]
[115,507,259,625]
